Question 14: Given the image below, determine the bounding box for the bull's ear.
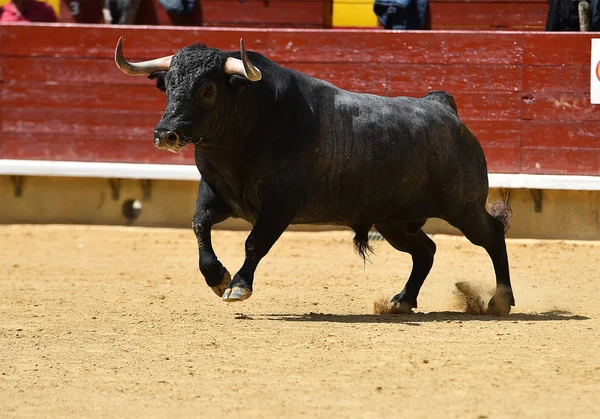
[228,74,252,92]
[148,71,167,92]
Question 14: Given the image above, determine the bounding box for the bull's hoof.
[389,301,415,314]
[222,286,252,302]
[389,291,417,313]
[486,286,514,317]
[210,269,231,298]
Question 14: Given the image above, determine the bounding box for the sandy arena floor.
[1,224,599,418]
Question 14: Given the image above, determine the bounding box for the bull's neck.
[194,142,243,186]
[193,84,278,199]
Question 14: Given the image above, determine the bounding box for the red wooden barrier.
[0,24,598,176]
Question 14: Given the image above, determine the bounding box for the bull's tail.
[353,225,374,265]
[487,190,512,233]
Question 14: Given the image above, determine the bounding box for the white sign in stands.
[591,39,600,104]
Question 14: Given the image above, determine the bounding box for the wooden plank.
[523,33,597,66]
[429,2,547,30]
[391,90,523,120]
[2,25,523,64]
[1,108,522,170]
[1,106,184,164]
[2,57,153,86]
[0,135,195,164]
[454,92,523,121]
[288,63,387,94]
[3,96,521,146]
[1,124,521,172]
[387,64,522,93]
[269,31,524,64]
[289,63,521,94]
[3,108,160,140]
[1,25,271,59]
[521,148,600,175]
[5,57,525,95]
[454,118,522,173]
[465,119,522,147]
[523,65,589,93]
[5,56,522,93]
[480,145,521,173]
[522,93,600,121]
[2,84,165,112]
[522,121,600,149]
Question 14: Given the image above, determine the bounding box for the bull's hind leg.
[374,222,436,313]
[449,205,514,316]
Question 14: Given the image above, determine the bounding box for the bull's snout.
[153,129,182,152]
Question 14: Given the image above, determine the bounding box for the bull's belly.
[291,189,437,226]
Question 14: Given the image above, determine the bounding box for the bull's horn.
[115,37,173,76]
[224,38,262,82]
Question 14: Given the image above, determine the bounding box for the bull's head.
[114,37,262,153]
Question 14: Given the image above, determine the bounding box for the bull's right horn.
[115,37,173,76]
[224,38,262,82]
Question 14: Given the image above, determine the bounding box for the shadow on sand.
[238,310,590,324]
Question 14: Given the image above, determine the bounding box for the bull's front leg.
[222,187,303,302]
[192,181,231,297]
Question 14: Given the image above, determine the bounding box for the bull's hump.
[334,91,398,117]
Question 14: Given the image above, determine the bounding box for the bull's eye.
[196,82,217,106]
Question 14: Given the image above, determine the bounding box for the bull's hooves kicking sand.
[389,301,415,314]
[454,281,487,315]
[486,286,515,316]
[222,286,252,302]
[373,298,414,315]
[390,292,417,312]
[454,281,514,316]
[486,298,511,316]
[211,270,232,297]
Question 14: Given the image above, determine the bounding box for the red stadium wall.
[0,24,599,176]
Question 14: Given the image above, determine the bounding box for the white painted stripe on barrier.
[487,173,600,191]
[0,159,599,190]
[0,159,200,181]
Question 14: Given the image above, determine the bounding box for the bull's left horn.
[115,37,173,76]
[224,38,262,82]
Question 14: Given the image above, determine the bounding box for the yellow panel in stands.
[332,0,378,27]
[0,0,60,15]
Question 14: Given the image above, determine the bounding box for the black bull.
[115,37,515,315]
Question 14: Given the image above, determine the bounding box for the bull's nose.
[153,129,181,149]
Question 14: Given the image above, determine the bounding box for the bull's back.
[297,88,488,224]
